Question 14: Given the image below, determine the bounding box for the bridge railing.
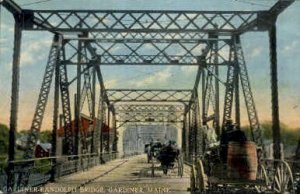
[0,151,121,190]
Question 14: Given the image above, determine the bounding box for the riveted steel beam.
[106,89,193,103]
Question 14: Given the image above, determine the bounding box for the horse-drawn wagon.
[190,123,295,193]
[148,141,184,177]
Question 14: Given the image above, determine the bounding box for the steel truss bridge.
[0,0,299,193]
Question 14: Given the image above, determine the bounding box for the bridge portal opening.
[122,124,179,156]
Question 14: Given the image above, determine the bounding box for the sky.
[0,0,300,132]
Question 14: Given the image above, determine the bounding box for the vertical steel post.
[107,107,111,153]
[75,40,82,156]
[112,110,117,152]
[188,109,192,161]
[74,94,78,154]
[234,36,241,127]
[182,113,186,156]
[7,18,22,192]
[210,33,220,137]
[91,68,96,153]
[269,24,281,160]
[50,34,60,182]
[193,102,198,159]
[193,92,199,158]
[214,44,220,137]
[202,69,206,125]
[100,94,104,159]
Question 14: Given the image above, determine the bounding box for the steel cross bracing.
[106,89,193,103]
[203,71,217,124]
[220,36,263,148]
[25,10,260,33]
[59,62,74,155]
[116,110,184,123]
[79,67,95,153]
[0,0,296,190]
[188,102,195,159]
[98,91,106,154]
[1,0,294,34]
[233,36,263,148]
[195,95,203,157]
[62,38,231,66]
[203,49,217,124]
[24,35,62,159]
[89,32,208,40]
[15,35,63,188]
[115,104,185,112]
[80,67,94,116]
[222,41,236,129]
[114,104,185,129]
[190,92,202,158]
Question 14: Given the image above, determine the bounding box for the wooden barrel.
[227,141,258,180]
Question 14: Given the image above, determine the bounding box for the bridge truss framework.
[0,0,296,190]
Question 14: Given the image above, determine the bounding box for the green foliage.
[39,131,52,143]
[32,159,52,174]
[18,129,52,143]
[0,124,52,162]
[242,121,300,146]
[0,124,9,158]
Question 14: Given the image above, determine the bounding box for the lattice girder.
[222,41,236,129]
[62,38,231,66]
[24,35,62,159]
[59,63,74,155]
[115,104,185,112]
[106,89,192,103]
[27,10,262,33]
[116,112,183,123]
[80,67,93,117]
[234,36,263,148]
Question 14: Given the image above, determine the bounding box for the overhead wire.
[20,0,55,7]
[232,0,270,8]
[104,68,164,88]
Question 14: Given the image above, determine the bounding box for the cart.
[151,145,184,177]
[147,142,162,163]
[190,144,295,193]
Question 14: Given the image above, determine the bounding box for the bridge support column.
[7,18,22,192]
[50,34,61,182]
[234,38,240,127]
[182,110,187,158]
[188,109,193,162]
[212,34,221,138]
[269,23,281,160]
[107,107,111,153]
[75,40,82,157]
[112,108,118,153]
[91,69,96,154]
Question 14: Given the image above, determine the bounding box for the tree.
[0,124,9,163]
[242,121,300,146]
[39,131,52,143]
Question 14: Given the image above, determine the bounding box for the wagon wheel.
[177,154,184,177]
[273,161,294,193]
[190,165,196,194]
[195,159,206,192]
[255,164,269,193]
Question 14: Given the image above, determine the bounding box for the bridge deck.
[43,155,190,194]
